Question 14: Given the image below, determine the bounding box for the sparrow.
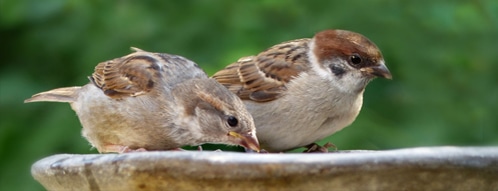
[212,29,392,152]
[25,47,260,153]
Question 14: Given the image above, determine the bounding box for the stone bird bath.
[32,146,498,191]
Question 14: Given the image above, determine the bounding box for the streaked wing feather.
[90,49,162,99]
[212,61,252,100]
[212,39,311,102]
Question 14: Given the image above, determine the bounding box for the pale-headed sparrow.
[25,48,260,153]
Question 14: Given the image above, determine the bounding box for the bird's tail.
[24,87,81,103]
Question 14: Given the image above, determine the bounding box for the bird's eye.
[227,116,238,127]
[350,54,362,65]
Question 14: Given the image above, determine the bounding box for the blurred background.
[1,0,497,190]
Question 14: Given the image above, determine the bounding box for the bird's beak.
[228,131,260,152]
[364,61,392,79]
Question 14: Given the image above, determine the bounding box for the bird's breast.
[244,73,364,151]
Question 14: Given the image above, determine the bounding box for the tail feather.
[24,87,81,103]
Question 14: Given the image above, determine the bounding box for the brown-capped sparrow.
[212,29,392,152]
[25,48,260,153]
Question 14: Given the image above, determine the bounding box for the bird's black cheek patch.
[146,80,154,89]
[329,64,346,77]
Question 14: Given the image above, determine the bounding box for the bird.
[212,29,392,152]
[25,47,260,153]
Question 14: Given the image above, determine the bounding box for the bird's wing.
[90,47,206,99]
[212,38,311,102]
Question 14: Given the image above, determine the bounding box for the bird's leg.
[244,148,257,153]
[125,147,148,153]
[303,142,337,153]
[102,145,148,153]
[244,148,270,153]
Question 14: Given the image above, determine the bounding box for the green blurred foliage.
[1,0,497,190]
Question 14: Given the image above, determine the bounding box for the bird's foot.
[102,145,148,153]
[244,148,269,153]
[303,142,337,153]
